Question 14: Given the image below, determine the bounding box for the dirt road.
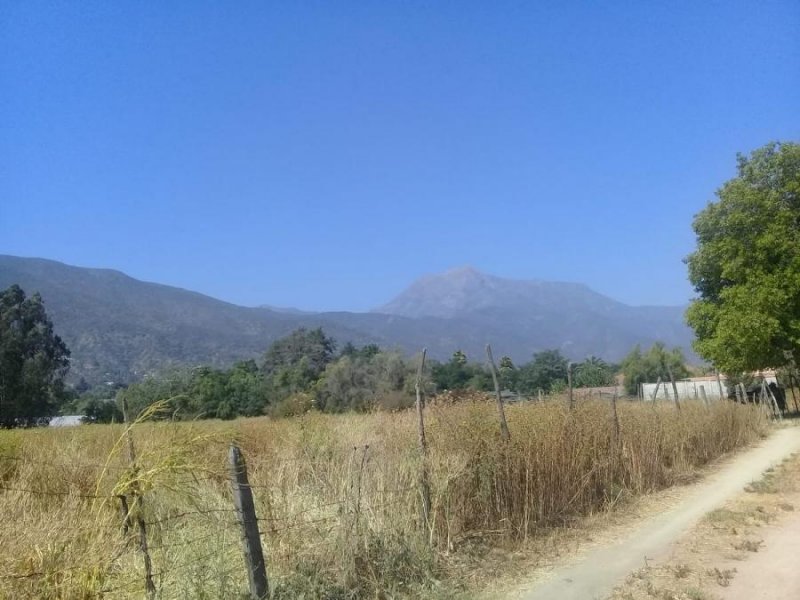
[720,507,800,599]
[510,426,800,600]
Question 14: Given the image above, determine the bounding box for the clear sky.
[1,2,798,311]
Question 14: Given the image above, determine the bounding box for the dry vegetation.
[0,395,766,599]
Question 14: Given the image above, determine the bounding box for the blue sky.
[1,1,798,311]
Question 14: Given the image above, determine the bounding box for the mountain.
[374,266,693,361]
[0,256,694,385]
[0,255,372,385]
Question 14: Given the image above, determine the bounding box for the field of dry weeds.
[0,395,766,599]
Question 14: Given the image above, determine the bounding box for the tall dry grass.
[0,395,766,599]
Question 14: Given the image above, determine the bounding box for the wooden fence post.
[763,381,783,421]
[715,369,725,400]
[788,373,800,414]
[117,494,132,537]
[414,349,432,541]
[121,398,156,599]
[228,444,269,600]
[611,383,621,442]
[567,362,574,410]
[666,365,681,411]
[486,345,511,441]
[699,385,709,407]
[650,377,662,401]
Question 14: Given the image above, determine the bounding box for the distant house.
[49,415,85,427]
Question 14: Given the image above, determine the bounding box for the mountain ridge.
[0,255,694,385]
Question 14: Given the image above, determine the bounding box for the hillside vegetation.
[0,396,764,599]
[0,256,692,386]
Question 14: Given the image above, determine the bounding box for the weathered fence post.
[611,383,621,443]
[716,369,725,400]
[650,377,662,401]
[699,385,709,407]
[486,344,511,441]
[567,362,574,410]
[228,444,269,600]
[538,389,543,403]
[666,365,681,411]
[784,350,799,414]
[121,398,156,599]
[763,380,783,421]
[790,373,800,414]
[117,494,132,536]
[414,349,432,541]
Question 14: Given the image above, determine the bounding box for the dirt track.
[509,426,800,600]
[720,507,800,599]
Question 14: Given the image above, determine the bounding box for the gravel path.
[512,426,800,600]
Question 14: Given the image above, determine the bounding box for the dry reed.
[0,395,766,599]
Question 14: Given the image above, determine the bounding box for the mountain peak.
[442,265,484,278]
[374,267,617,319]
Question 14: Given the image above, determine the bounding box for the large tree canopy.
[685,142,800,373]
[0,285,71,426]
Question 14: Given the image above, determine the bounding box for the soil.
[492,425,800,600]
[720,508,800,599]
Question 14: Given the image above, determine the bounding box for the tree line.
[1,282,699,425]
[111,328,627,421]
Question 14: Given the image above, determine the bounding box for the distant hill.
[0,256,372,385]
[375,266,693,362]
[0,256,694,385]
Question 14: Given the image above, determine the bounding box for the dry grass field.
[0,395,766,599]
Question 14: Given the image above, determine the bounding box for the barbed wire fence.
[0,435,420,599]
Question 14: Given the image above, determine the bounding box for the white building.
[641,371,778,401]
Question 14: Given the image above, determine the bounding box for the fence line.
[3,384,782,597]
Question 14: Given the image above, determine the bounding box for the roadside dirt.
[609,427,800,600]
[486,425,800,600]
[720,509,800,600]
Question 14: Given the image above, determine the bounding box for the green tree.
[686,142,800,373]
[339,342,380,360]
[262,328,337,401]
[314,350,413,412]
[82,398,123,423]
[620,343,689,395]
[498,356,518,390]
[0,285,71,426]
[224,360,268,417]
[431,351,473,390]
[573,356,615,388]
[263,328,336,377]
[117,369,194,419]
[517,349,568,394]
